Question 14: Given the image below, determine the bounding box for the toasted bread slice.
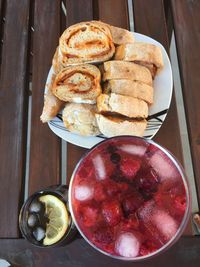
[109,25,134,45]
[40,74,65,123]
[59,21,115,66]
[97,93,148,118]
[63,103,100,136]
[96,114,147,137]
[115,42,163,77]
[103,61,152,86]
[104,80,153,104]
[52,64,102,103]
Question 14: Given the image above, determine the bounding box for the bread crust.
[104,80,153,104]
[96,114,147,137]
[103,61,152,86]
[40,74,65,123]
[63,103,100,136]
[97,93,148,118]
[52,64,102,103]
[115,42,163,74]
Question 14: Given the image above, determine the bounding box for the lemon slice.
[39,194,69,246]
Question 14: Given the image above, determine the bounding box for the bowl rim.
[68,136,191,261]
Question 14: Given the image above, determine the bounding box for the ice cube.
[29,200,43,213]
[33,227,45,241]
[115,232,140,258]
[74,184,94,201]
[149,151,177,180]
[92,155,106,180]
[119,144,147,157]
[138,200,178,244]
[152,210,178,240]
[27,213,38,228]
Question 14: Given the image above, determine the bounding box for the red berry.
[102,200,122,226]
[122,193,144,216]
[93,227,114,244]
[137,169,159,192]
[94,183,107,202]
[140,241,158,256]
[122,214,140,230]
[174,195,186,213]
[81,205,98,227]
[120,158,141,179]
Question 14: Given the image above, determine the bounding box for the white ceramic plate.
[46,32,173,148]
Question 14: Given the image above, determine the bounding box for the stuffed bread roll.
[52,64,102,103]
[59,21,115,67]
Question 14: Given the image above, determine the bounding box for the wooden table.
[0,0,200,266]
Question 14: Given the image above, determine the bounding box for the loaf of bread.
[52,64,101,103]
[104,80,153,104]
[96,114,147,137]
[97,93,148,118]
[103,61,152,86]
[59,21,115,67]
[63,103,100,136]
[115,42,163,78]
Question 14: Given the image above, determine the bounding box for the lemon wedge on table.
[39,194,69,246]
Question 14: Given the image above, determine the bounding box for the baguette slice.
[115,42,163,77]
[52,64,102,103]
[63,103,100,136]
[97,93,148,118]
[59,21,115,66]
[109,25,134,45]
[104,80,153,104]
[103,61,152,86]
[96,114,147,137]
[40,74,65,123]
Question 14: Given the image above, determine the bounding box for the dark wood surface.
[28,0,61,195]
[0,0,199,265]
[0,0,30,238]
[0,237,199,267]
[171,0,200,204]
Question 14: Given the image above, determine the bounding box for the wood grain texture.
[66,0,93,26]
[171,0,200,204]
[96,0,129,29]
[0,237,199,267]
[133,0,183,164]
[28,0,61,195]
[0,0,30,237]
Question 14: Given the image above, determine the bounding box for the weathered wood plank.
[0,237,199,267]
[28,0,61,195]
[171,0,200,204]
[0,0,30,237]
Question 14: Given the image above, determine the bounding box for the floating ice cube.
[153,210,178,240]
[92,155,106,180]
[115,232,140,258]
[138,200,178,243]
[75,184,94,201]
[33,227,45,241]
[119,144,147,157]
[149,151,177,180]
[28,213,38,228]
[29,201,42,213]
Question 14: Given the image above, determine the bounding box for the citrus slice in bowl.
[39,194,69,246]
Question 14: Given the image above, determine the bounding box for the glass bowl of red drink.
[69,136,190,260]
